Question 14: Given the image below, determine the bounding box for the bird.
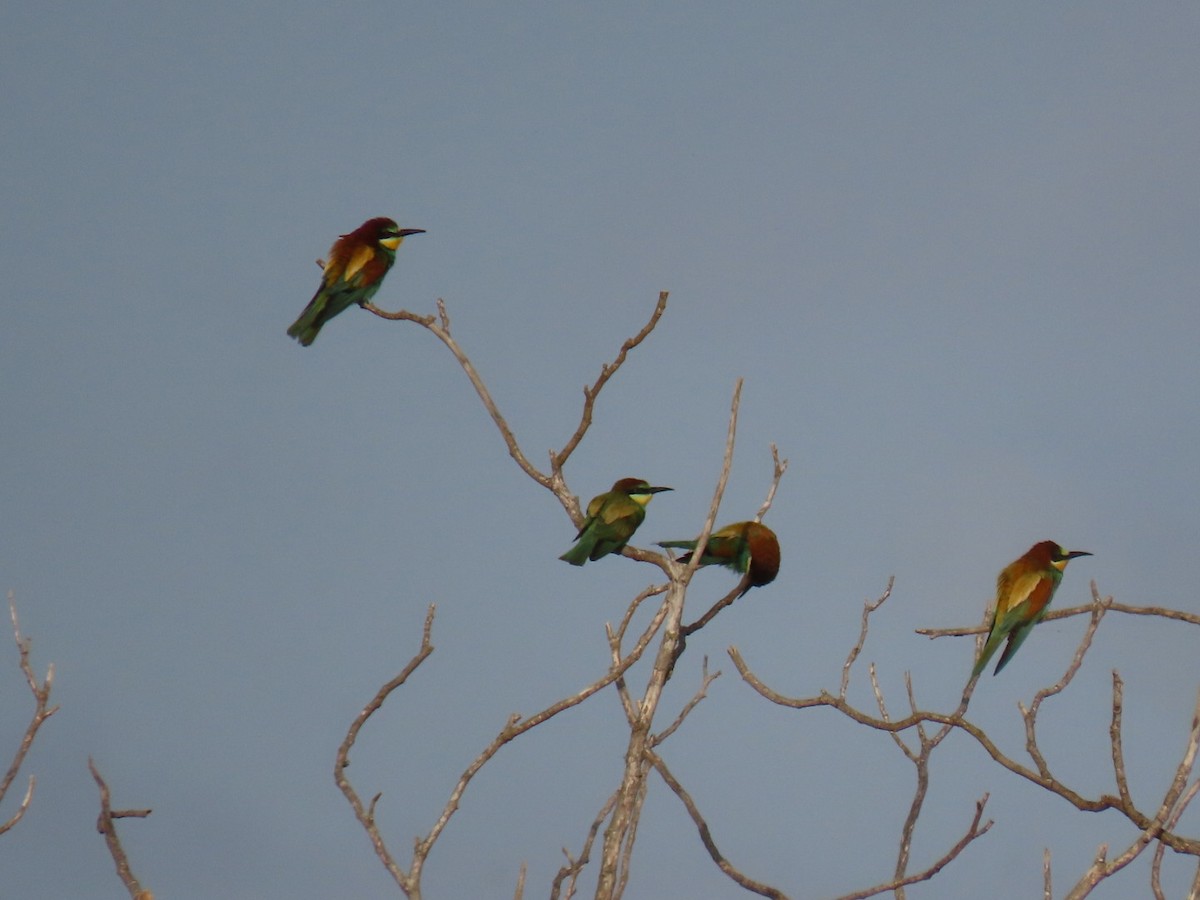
[971,540,1092,678]
[658,520,780,597]
[559,478,673,566]
[287,217,424,346]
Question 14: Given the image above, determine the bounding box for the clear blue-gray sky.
[3,3,1198,897]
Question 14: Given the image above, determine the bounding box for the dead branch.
[754,444,789,521]
[648,749,790,899]
[667,437,788,681]
[729,587,1200,857]
[916,586,1199,640]
[551,292,669,473]
[1017,587,1114,783]
[364,297,549,488]
[0,593,58,836]
[460,594,674,896]
[833,795,992,900]
[513,861,526,900]
[1065,685,1200,898]
[334,604,437,894]
[863,630,976,897]
[89,758,152,900]
[363,292,669,508]
[1151,780,1200,898]
[841,580,893,700]
[651,657,720,747]
[552,791,618,900]
[594,380,742,900]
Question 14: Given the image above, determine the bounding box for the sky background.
[3,2,1199,897]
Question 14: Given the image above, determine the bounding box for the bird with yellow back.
[288,217,424,346]
[972,540,1092,678]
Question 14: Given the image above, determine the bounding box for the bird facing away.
[559,478,673,566]
[972,540,1092,678]
[287,217,424,346]
[659,520,781,597]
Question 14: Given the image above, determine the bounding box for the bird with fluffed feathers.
[287,217,424,346]
[659,520,780,597]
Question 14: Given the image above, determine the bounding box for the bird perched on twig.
[659,520,780,597]
[559,478,673,566]
[972,540,1092,678]
[287,217,424,346]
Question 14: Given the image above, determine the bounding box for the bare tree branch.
[832,795,992,900]
[89,758,152,900]
[513,861,526,900]
[754,444,788,521]
[1109,672,1134,811]
[916,584,1199,640]
[551,292,669,473]
[648,749,790,899]
[651,657,720,747]
[1065,685,1200,898]
[731,576,1200,869]
[667,438,788,680]
[364,297,550,488]
[364,292,669,505]
[0,593,58,836]
[595,380,743,900]
[861,630,977,898]
[1151,779,1200,898]
[334,603,437,895]
[841,580,893,700]
[552,791,618,900]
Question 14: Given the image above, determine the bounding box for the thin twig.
[728,645,1200,855]
[89,758,152,900]
[648,749,790,899]
[1110,673,1133,809]
[365,298,549,487]
[832,795,992,900]
[334,604,437,894]
[651,658,720,747]
[916,583,1192,639]
[551,292,669,473]
[0,593,58,835]
[513,861,526,900]
[668,443,788,679]
[1019,589,1113,782]
[418,592,672,896]
[552,791,619,900]
[754,444,789,521]
[840,580,894,700]
[596,381,742,900]
[1151,779,1200,898]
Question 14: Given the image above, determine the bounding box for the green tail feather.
[287,302,323,346]
[559,535,596,566]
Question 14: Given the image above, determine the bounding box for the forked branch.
[89,758,152,900]
[0,593,58,836]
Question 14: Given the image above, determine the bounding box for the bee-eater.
[971,540,1092,678]
[659,521,780,597]
[287,217,424,346]
[559,478,673,566]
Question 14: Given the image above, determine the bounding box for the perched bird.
[659,520,780,597]
[559,478,673,566]
[287,217,424,346]
[972,540,1092,678]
